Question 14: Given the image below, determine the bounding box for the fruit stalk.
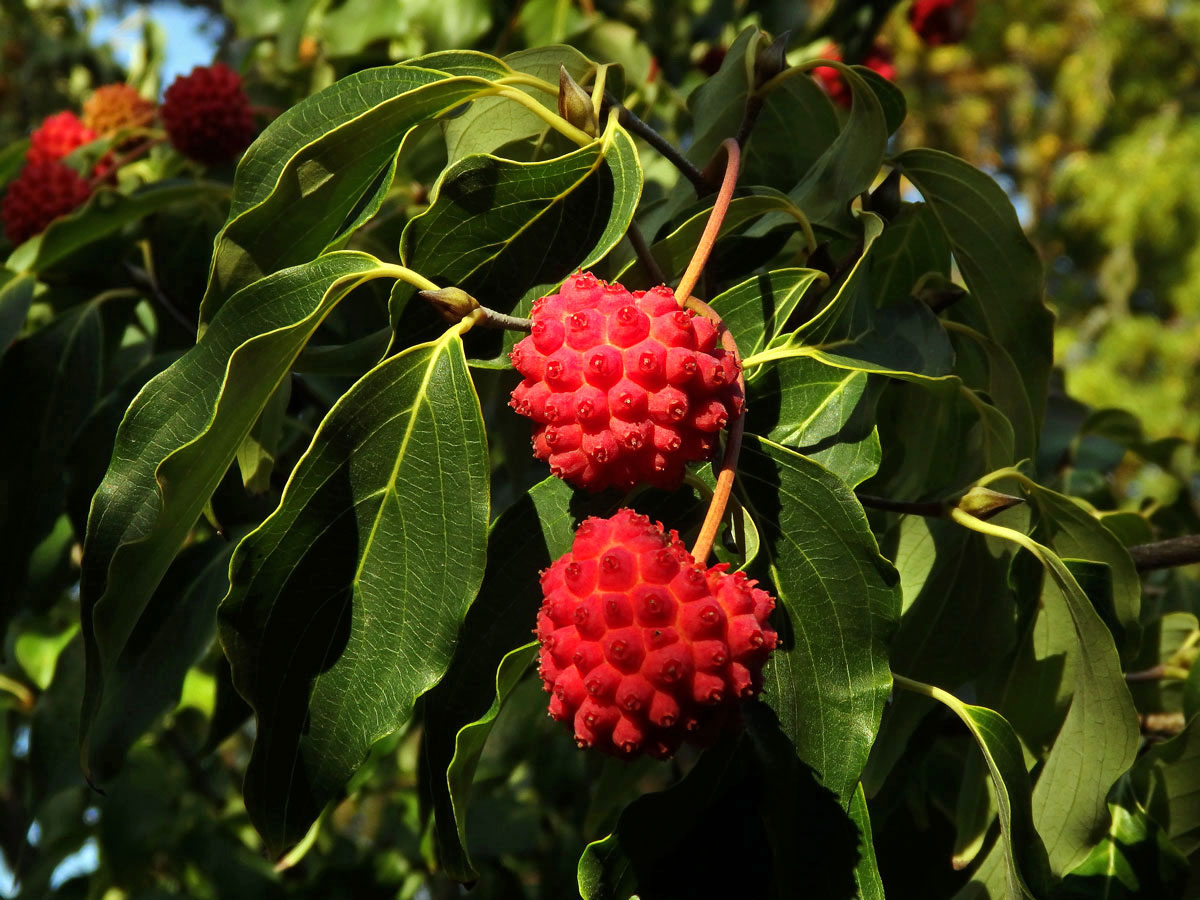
[684,296,745,564]
[673,138,741,309]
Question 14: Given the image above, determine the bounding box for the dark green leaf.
[202,66,507,320]
[0,271,35,360]
[707,268,827,360]
[744,356,881,489]
[81,252,389,784]
[869,202,950,306]
[82,537,234,780]
[219,323,489,854]
[738,435,900,805]
[892,149,1054,426]
[7,182,216,275]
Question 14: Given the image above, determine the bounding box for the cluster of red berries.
[3,65,255,245]
[509,273,743,492]
[537,510,777,758]
[812,43,897,108]
[510,273,776,759]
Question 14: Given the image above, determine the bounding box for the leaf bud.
[419,286,480,323]
[955,486,1024,521]
[558,65,598,137]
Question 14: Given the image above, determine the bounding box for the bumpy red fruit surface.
[908,0,975,46]
[509,272,743,492]
[2,161,92,245]
[161,63,254,164]
[27,111,96,165]
[537,509,778,759]
[82,83,156,137]
[813,43,897,107]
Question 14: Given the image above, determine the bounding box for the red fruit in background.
[537,509,778,759]
[812,42,896,108]
[161,63,255,164]
[909,0,976,46]
[82,83,156,137]
[2,161,93,245]
[509,272,743,492]
[27,111,96,165]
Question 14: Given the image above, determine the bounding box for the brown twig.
[1128,535,1200,572]
[616,105,712,194]
[626,221,666,285]
[855,493,945,518]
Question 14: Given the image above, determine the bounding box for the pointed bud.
[558,65,598,137]
[754,31,791,89]
[956,486,1024,521]
[419,286,480,323]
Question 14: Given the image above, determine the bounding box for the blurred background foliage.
[1,0,1198,897]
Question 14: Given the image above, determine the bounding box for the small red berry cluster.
[3,65,255,246]
[508,273,778,759]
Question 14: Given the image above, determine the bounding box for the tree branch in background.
[1128,535,1200,571]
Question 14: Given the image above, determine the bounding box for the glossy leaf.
[0,271,34,360]
[901,678,1053,898]
[202,65,507,320]
[892,149,1054,425]
[1132,714,1200,856]
[868,202,951,307]
[218,322,489,854]
[952,507,1140,875]
[0,302,103,619]
[443,45,595,161]
[400,124,641,355]
[707,268,827,361]
[738,435,900,805]
[80,252,389,782]
[744,356,881,489]
[7,181,216,275]
[82,537,235,779]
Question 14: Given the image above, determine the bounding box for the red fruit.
[908,0,975,46]
[537,509,778,759]
[510,272,743,492]
[27,112,96,165]
[161,63,255,164]
[812,42,896,108]
[82,83,156,137]
[2,162,92,245]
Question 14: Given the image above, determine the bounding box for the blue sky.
[89,1,219,93]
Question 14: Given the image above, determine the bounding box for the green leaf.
[789,210,884,343]
[1132,714,1200,856]
[400,124,640,363]
[707,268,827,360]
[888,518,1019,690]
[218,322,490,854]
[1057,796,1190,899]
[617,188,807,288]
[789,62,888,226]
[896,678,1053,899]
[1022,481,1142,663]
[744,702,887,900]
[82,537,235,779]
[892,149,1054,427]
[951,507,1140,875]
[6,182,217,275]
[235,376,291,494]
[0,302,103,619]
[869,202,951,307]
[578,734,760,900]
[441,642,537,875]
[738,435,900,805]
[744,356,881,489]
[317,1,493,57]
[443,45,595,162]
[202,65,507,321]
[422,475,595,880]
[80,252,390,782]
[685,27,840,194]
[0,272,35,361]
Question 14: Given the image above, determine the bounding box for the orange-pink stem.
[685,296,746,564]
[673,138,741,307]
